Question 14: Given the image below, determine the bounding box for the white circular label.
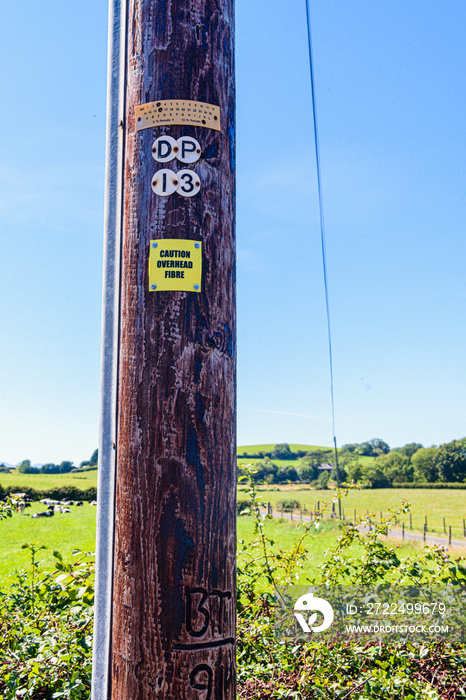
[151,135,178,163]
[176,136,202,164]
[151,169,179,196]
[176,169,201,197]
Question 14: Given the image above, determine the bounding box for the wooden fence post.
[105,0,236,696]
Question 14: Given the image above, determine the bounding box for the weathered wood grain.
[111,0,235,697]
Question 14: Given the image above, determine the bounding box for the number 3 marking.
[177,169,201,197]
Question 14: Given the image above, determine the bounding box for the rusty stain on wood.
[110,0,235,697]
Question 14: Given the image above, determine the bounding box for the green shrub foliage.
[3,485,97,502]
[0,472,465,698]
[237,469,466,698]
[0,545,94,698]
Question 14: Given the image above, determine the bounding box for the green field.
[1,467,465,589]
[237,444,324,455]
[0,503,97,583]
[0,505,434,590]
[0,468,97,491]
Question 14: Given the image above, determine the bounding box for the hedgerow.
[237,470,466,698]
[0,546,94,699]
[4,485,97,502]
[0,475,465,698]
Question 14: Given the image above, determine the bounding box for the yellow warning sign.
[149,239,202,292]
[136,100,221,132]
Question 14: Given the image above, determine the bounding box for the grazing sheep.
[32,509,55,518]
[52,505,72,514]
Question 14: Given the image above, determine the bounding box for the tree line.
[238,438,466,487]
[344,438,466,487]
[6,449,99,475]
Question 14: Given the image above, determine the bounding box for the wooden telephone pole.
[93,0,236,697]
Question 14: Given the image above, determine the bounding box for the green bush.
[237,472,466,698]
[392,482,466,489]
[276,499,301,511]
[237,499,253,515]
[5,485,97,501]
[1,473,465,698]
[0,545,94,698]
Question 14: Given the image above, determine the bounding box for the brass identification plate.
[136,100,221,132]
[149,239,202,292]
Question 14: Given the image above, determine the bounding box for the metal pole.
[107,0,236,696]
[448,526,452,546]
[333,436,342,518]
[91,0,126,696]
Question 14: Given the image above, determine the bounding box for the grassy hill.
[0,468,98,492]
[237,443,330,455]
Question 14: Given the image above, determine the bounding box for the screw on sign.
[152,135,178,162]
[151,168,201,197]
[177,136,202,163]
[152,135,202,164]
[151,168,178,196]
[177,169,201,197]
[148,239,202,292]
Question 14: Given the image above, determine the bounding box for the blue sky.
[0,1,465,465]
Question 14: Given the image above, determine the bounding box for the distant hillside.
[237,444,332,456]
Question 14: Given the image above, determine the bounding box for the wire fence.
[261,502,466,545]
